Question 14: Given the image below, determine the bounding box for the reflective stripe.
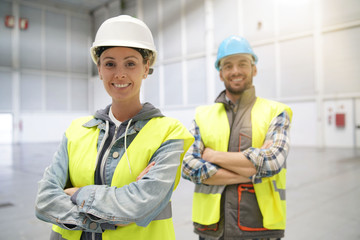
[194,184,225,194]
[153,201,172,221]
[272,180,286,201]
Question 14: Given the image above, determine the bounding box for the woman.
[35,15,194,240]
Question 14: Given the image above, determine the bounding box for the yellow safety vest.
[193,97,292,230]
[52,116,194,240]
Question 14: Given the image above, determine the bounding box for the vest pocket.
[237,183,267,231]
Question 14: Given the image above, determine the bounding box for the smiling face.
[219,54,257,102]
[97,47,149,105]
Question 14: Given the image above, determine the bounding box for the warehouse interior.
[0,0,359,239]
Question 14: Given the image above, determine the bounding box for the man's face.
[219,54,257,96]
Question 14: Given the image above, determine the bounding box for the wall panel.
[323,27,360,94]
[243,0,275,42]
[253,44,277,99]
[70,16,90,74]
[162,0,182,59]
[0,71,12,111]
[19,5,42,70]
[322,0,360,27]
[45,11,67,72]
[278,0,313,35]
[0,1,13,67]
[45,74,68,110]
[164,62,182,105]
[71,76,88,111]
[185,0,205,54]
[143,67,160,106]
[213,0,239,48]
[20,72,42,111]
[279,36,315,98]
[143,0,159,49]
[187,57,206,105]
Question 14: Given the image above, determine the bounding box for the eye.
[125,61,136,68]
[223,64,232,71]
[104,61,115,67]
[239,62,250,68]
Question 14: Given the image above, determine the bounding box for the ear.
[252,65,257,77]
[219,71,225,82]
[97,65,102,80]
[143,60,150,78]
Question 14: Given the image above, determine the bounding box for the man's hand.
[202,147,216,163]
[201,146,256,178]
[261,140,273,149]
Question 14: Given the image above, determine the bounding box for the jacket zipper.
[100,125,118,185]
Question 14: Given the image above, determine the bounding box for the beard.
[225,83,246,95]
[223,77,253,95]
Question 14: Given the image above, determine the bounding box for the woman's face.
[97,47,149,104]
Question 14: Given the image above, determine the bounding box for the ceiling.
[23,0,114,13]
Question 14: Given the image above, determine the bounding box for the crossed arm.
[201,141,272,185]
[182,111,290,186]
[63,161,156,227]
[36,135,183,231]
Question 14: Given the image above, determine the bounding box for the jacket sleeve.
[181,120,219,184]
[71,139,184,227]
[35,134,104,233]
[243,111,291,183]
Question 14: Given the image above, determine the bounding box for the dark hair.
[95,46,152,64]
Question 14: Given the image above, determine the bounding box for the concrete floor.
[0,143,359,240]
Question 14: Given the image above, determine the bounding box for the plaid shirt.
[182,110,291,184]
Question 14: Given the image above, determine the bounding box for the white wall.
[88,0,360,149]
[162,108,196,129]
[0,1,92,144]
[19,112,88,143]
[2,0,359,147]
[92,76,112,112]
[286,102,318,147]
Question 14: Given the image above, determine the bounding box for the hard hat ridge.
[215,35,258,71]
[90,15,157,69]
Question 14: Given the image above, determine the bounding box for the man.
[182,35,292,240]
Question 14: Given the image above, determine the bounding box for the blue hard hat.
[215,35,258,71]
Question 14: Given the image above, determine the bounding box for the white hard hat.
[90,15,157,68]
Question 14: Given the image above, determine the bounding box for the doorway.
[356,99,360,148]
[0,113,13,144]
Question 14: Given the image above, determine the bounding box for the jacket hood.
[94,102,164,124]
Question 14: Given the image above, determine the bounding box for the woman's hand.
[114,162,155,227]
[136,161,155,181]
[62,162,155,227]
[64,187,79,196]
